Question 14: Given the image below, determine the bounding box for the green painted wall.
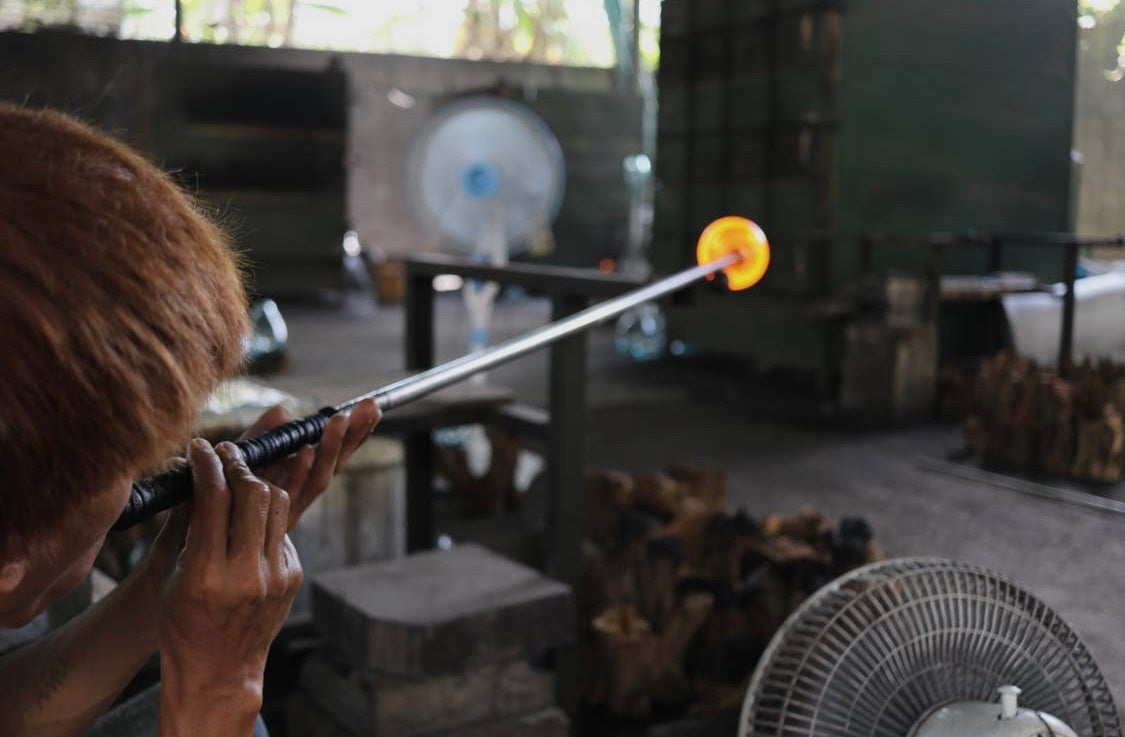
[655,0,1079,378]
[834,0,1077,281]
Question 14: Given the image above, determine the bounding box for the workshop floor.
[272,290,1125,719]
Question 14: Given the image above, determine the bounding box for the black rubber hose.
[112,408,335,529]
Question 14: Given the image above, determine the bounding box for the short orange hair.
[0,103,249,545]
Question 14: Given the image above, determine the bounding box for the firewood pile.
[963,352,1125,483]
[578,464,884,724]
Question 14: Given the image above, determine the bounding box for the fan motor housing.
[910,699,1079,737]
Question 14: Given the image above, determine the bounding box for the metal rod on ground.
[114,252,742,529]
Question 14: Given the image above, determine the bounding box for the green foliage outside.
[1078,0,1125,81]
[1,0,661,70]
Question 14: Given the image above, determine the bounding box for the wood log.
[963,352,1125,482]
[589,592,715,719]
[1038,378,1075,476]
[762,507,832,543]
[633,537,683,632]
[583,469,634,548]
[579,465,886,722]
[632,473,685,520]
[665,463,728,516]
[653,497,716,567]
[735,565,792,645]
[651,592,715,701]
[743,535,830,568]
[590,604,655,718]
[434,430,522,515]
[1071,403,1125,483]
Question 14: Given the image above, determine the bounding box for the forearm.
[0,561,161,737]
[159,663,263,737]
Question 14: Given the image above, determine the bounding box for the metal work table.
[859,231,1125,372]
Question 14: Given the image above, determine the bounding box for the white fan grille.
[742,558,1121,737]
[406,96,564,256]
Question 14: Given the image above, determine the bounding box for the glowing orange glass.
[695,216,770,291]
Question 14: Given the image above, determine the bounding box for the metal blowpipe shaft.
[347,253,739,412]
[113,252,740,530]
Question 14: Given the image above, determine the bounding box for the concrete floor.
[271,290,1125,720]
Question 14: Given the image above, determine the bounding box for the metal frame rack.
[858,232,1125,371]
[399,255,645,588]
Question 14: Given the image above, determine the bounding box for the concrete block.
[311,544,574,675]
[299,648,554,736]
[289,435,405,617]
[839,321,937,422]
[287,693,569,737]
[287,692,354,737]
[441,708,569,737]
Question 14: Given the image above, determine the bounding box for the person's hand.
[237,398,381,530]
[157,439,301,737]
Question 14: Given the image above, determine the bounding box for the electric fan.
[406,94,564,262]
[739,558,1121,737]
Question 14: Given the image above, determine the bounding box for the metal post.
[926,241,945,324]
[546,293,588,589]
[859,234,873,275]
[987,236,1003,273]
[405,269,436,552]
[1059,242,1078,373]
[547,292,588,719]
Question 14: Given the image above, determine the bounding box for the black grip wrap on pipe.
[113,407,336,529]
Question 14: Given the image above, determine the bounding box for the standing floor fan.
[405,95,565,478]
[740,558,1120,737]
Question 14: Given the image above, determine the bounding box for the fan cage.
[404,95,565,256]
[741,558,1121,737]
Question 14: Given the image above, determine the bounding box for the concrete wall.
[0,30,637,266]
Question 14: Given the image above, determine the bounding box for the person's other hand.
[158,440,301,732]
[238,398,381,530]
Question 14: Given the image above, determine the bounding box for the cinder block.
[287,692,353,737]
[441,707,570,737]
[299,648,555,736]
[287,692,570,737]
[311,544,574,675]
[290,435,405,617]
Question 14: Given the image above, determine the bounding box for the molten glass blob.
[696,216,770,291]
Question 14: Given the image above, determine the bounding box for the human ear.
[0,557,29,595]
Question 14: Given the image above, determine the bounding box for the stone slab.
[290,434,405,616]
[311,544,574,676]
[287,693,569,737]
[287,692,355,737]
[299,647,554,736]
[441,707,569,737]
[646,709,740,737]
